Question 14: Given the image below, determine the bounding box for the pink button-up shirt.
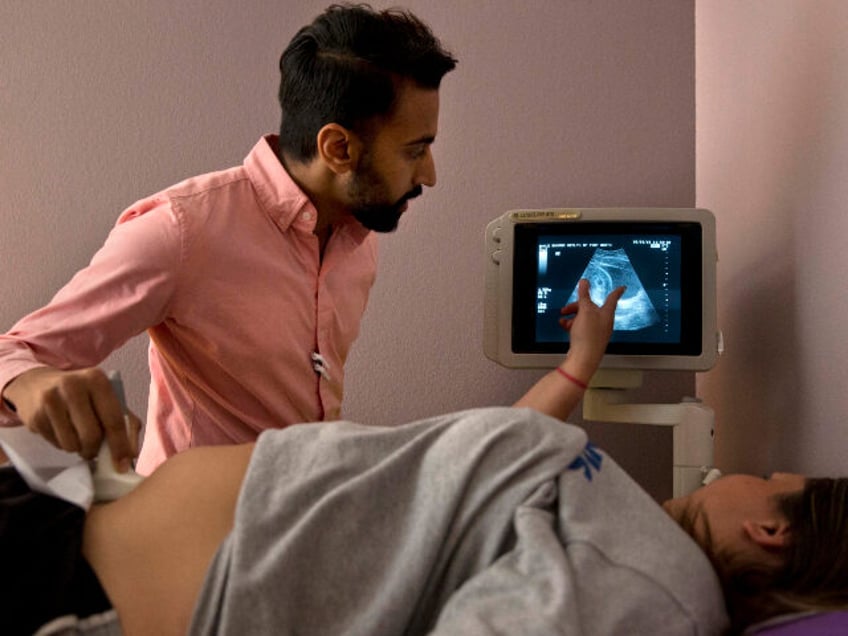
[0,136,378,473]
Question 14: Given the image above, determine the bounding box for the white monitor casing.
[484,207,718,372]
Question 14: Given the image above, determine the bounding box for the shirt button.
[302,211,313,221]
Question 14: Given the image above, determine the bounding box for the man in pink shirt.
[0,5,457,474]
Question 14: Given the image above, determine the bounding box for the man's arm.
[0,201,181,466]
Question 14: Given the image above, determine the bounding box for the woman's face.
[662,473,806,557]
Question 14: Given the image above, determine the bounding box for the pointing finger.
[603,285,626,310]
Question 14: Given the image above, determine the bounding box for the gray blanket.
[189,407,728,635]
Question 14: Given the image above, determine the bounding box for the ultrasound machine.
[484,208,722,496]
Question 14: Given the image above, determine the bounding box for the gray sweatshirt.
[190,407,729,635]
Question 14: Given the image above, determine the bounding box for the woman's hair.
[719,478,848,632]
[278,3,457,162]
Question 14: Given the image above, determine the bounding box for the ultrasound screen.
[511,222,703,356]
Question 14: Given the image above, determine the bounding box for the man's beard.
[347,163,423,233]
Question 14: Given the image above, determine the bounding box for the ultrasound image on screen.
[535,234,682,344]
[565,248,660,330]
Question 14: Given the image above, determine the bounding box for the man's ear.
[316,123,361,175]
[743,519,792,550]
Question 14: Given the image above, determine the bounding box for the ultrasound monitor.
[484,208,718,371]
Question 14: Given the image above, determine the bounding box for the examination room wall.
[696,1,848,476]
[0,1,695,497]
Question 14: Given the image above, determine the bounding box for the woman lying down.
[4,280,848,635]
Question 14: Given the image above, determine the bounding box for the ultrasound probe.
[92,371,144,502]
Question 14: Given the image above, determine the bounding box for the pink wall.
[696,1,848,475]
[0,1,694,497]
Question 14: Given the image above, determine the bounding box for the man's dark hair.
[278,3,457,162]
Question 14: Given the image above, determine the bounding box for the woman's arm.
[513,279,623,421]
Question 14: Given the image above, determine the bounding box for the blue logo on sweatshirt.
[568,442,603,481]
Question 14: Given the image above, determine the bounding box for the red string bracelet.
[556,367,588,390]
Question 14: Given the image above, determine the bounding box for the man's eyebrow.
[405,134,436,146]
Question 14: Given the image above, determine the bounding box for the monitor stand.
[583,370,720,497]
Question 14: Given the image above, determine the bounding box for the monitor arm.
[582,370,720,497]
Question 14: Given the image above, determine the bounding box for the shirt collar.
[243,135,371,244]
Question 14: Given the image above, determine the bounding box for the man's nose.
[416,148,436,188]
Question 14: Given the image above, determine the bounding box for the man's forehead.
[382,85,440,139]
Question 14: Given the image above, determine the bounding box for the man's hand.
[2,366,139,471]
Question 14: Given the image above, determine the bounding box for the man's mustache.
[401,185,423,204]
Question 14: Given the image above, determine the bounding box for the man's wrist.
[1,380,18,413]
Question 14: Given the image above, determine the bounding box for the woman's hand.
[513,279,624,420]
[558,278,625,383]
